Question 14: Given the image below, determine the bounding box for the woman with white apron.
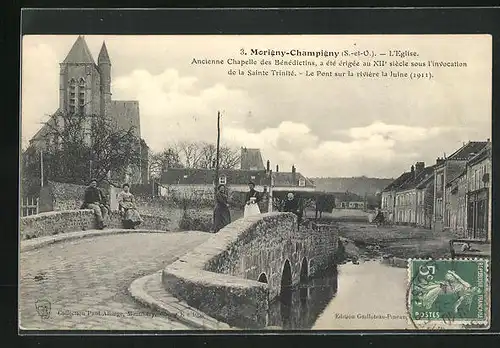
[244,181,261,217]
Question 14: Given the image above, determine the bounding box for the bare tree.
[28,111,143,185]
[149,148,183,180]
[160,141,241,170]
[174,141,204,168]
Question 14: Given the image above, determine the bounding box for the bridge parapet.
[162,212,339,328]
[19,210,173,240]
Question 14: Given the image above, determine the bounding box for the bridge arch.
[258,272,268,283]
[280,259,292,292]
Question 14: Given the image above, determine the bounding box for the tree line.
[148,141,241,180]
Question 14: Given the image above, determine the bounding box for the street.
[20,232,211,330]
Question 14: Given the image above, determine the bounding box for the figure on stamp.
[213,184,231,233]
[415,270,482,313]
[244,181,261,218]
[81,179,109,230]
[117,183,143,229]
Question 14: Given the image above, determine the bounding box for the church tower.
[58,36,101,116]
[98,42,112,118]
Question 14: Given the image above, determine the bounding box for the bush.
[178,210,213,232]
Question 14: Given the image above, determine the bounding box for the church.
[28,36,149,184]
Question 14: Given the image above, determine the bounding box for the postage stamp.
[407,258,489,329]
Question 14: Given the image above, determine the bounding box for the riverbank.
[335,222,452,260]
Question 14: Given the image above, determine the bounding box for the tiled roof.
[397,166,434,191]
[382,172,413,192]
[272,172,315,187]
[448,141,489,161]
[446,169,466,188]
[332,191,364,202]
[240,148,265,170]
[416,172,435,189]
[160,168,270,186]
[62,36,96,64]
[467,142,491,166]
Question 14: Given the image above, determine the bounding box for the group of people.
[213,181,304,233]
[81,179,143,230]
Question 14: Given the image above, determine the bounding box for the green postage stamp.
[407,258,489,329]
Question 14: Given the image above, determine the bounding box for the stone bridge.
[162,212,339,329]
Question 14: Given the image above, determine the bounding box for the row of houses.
[381,140,492,241]
[159,148,316,201]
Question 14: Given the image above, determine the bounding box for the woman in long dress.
[117,183,143,229]
[244,182,261,217]
[213,184,231,232]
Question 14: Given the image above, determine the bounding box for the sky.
[21,35,492,178]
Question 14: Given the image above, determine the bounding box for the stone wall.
[19,210,173,240]
[162,212,339,329]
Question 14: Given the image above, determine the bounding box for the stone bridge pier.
[162,212,339,328]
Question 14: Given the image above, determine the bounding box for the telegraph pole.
[40,149,44,187]
[215,111,221,192]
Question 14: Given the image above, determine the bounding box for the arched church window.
[68,79,76,114]
[78,78,85,111]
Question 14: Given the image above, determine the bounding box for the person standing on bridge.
[213,184,231,233]
[81,179,109,230]
[284,192,303,229]
[244,181,261,218]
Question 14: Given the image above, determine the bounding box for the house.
[160,167,271,200]
[465,142,491,240]
[393,162,434,228]
[445,169,467,237]
[333,191,365,210]
[27,35,148,184]
[433,141,489,231]
[381,171,414,222]
[272,165,316,193]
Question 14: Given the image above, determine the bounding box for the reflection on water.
[267,266,339,329]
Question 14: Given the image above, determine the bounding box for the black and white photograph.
[19,32,492,331]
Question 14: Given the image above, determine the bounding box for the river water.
[267,261,411,330]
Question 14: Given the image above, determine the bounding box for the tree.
[149,148,183,180]
[26,111,143,186]
[157,141,241,171]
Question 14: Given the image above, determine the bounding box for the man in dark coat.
[283,192,303,228]
[81,179,109,229]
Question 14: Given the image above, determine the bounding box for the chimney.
[415,162,425,178]
[266,160,270,172]
[276,164,279,172]
[292,165,297,185]
[410,165,415,173]
[436,157,445,166]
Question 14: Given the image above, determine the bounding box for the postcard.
[20,33,491,331]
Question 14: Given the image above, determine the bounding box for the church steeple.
[98,42,111,64]
[98,41,112,116]
[62,35,95,64]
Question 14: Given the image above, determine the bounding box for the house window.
[219,175,227,185]
[298,178,306,187]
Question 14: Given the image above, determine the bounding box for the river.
[267,261,411,330]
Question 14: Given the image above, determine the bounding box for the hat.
[248,181,255,185]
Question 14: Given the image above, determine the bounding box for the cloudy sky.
[21,35,491,178]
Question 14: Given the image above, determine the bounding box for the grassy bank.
[336,222,453,259]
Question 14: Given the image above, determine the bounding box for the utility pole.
[215,111,221,192]
[40,149,44,187]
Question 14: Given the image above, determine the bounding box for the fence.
[21,197,39,217]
